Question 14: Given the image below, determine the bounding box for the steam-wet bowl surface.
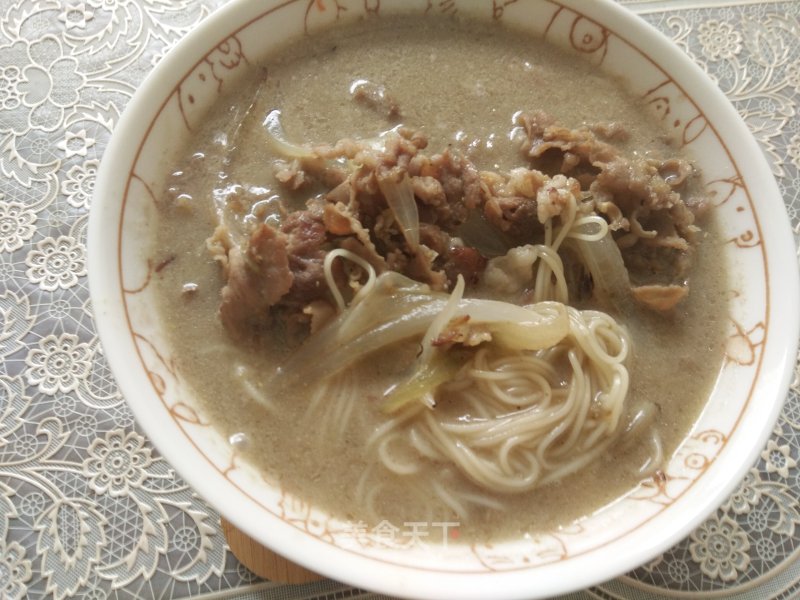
[87,1,800,598]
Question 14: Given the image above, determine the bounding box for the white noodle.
[377,433,421,475]
[302,182,637,517]
[323,248,377,312]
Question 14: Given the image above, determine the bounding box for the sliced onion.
[263,109,314,159]
[376,171,420,250]
[571,233,632,314]
[276,272,571,386]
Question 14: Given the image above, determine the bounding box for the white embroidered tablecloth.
[0,1,798,599]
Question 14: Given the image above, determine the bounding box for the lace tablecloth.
[0,0,798,598]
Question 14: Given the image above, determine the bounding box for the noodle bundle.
[394,306,629,494]
[278,183,646,518]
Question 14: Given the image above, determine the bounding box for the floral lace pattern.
[25,237,86,291]
[25,333,91,394]
[697,20,742,60]
[82,430,154,497]
[0,1,797,600]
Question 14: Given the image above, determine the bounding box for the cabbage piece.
[381,354,462,414]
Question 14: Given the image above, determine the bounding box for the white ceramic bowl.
[88,1,800,598]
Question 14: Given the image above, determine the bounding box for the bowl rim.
[88,0,800,598]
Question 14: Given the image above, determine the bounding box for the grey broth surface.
[152,16,728,542]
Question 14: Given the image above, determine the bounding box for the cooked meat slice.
[631,284,688,311]
[350,79,401,119]
[517,110,619,172]
[443,246,487,286]
[280,201,329,304]
[589,121,629,142]
[480,169,543,237]
[218,223,293,340]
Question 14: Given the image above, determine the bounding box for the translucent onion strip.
[276,272,571,386]
[263,109,314,159]
[376,171,420,250]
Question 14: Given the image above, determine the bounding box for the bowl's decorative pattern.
[178,36,249,132]
[110,0,773,579]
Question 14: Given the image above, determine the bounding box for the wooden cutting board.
[221,517,324,584]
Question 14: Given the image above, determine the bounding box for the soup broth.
[153,16,727,542]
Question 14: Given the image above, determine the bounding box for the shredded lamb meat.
[209,112,707,341]
[350,79,401,119]
[212,223,293,341]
